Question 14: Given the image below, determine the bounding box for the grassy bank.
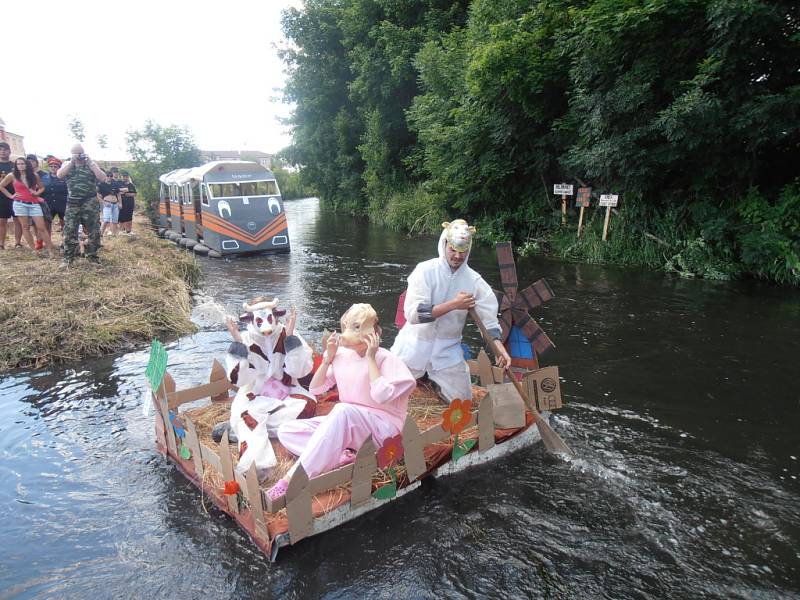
[0,214,200,372]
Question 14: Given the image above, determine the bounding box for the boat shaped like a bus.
[158,161,289,257]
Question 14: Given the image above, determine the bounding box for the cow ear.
[239,313,253,322]
[274,309,286,317]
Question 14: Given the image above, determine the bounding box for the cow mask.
[239,296,286,336]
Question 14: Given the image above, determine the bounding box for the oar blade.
[535,416,574,457]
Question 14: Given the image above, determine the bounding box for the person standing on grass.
[26,155,53,248]
[118,171,136,234]
[41,157,67,232]
[0,157,56,258]
[56,144,107,267]
[0,142,24,250]
[98,170,120,238]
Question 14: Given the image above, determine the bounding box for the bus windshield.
[207,180,278,198]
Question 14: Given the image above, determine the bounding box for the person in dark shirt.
[41,157,68,232]
[99,170,121,237]
[0,142,25,249]
[118,170,137,234]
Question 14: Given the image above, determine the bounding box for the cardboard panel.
[184,415,204,477]
[199,442,223,473]
[487,383,526,429]
[286,462,310,503]
[158,392,179,457]
[245,463,268,542]
[467,360,480,376]
[492,366,505,384]
[523,366,563,411]
[219,432,239,514]
[167,378,232,410]
[477,349,493,387]
[152,392,167,450]
[307,463,354,496]
[287,488,314,544]
[402,417,426,482]
[478,393,495,453]
[209,359,230,402]
[420,411,477,446]
[350,436,377,508]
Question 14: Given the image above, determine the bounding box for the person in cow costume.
[268,303,416,500]
[224,296,316,476]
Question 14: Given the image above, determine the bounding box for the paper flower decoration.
[223,480,241,496]
[376,434,404,469]
[441,398,473,435]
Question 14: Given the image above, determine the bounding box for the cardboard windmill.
[493,242,555,370]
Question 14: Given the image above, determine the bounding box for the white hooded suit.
[390,229,502,400]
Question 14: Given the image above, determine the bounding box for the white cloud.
[3,0,303,159]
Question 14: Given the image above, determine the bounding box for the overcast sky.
[3,0,303,160]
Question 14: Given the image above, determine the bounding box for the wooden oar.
[469,308,575,457]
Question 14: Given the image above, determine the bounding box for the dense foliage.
[281,0,799,284]
[125,121,202,223]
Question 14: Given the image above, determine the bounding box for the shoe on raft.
[267,479,289,502]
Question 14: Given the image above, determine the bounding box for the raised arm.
[56,160,73,179]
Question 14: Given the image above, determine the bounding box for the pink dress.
[277,347,416,478]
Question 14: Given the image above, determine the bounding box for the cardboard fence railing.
[150,353,563,559]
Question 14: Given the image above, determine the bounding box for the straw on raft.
[0,213,199,371]
[184,383,488,508]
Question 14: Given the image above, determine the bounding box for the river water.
[1,197,798,599]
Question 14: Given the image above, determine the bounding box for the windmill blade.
[493,289,512,341]
[518,278,555,312]
[496,242,518,300]
[512,307,555,357]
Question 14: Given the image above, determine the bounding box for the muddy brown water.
[1,197,798,599]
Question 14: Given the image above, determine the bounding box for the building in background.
[0,117,25,157]
[200,150,274,169]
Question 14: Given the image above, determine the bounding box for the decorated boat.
[145,243,571,561]
[157,161,289,258]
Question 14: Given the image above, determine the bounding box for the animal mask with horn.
[239,296,286,336]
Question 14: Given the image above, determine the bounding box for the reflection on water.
[1,197,799,598]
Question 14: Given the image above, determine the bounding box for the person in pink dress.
[269,303,416,500]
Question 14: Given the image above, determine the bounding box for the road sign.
[576,187,592,208]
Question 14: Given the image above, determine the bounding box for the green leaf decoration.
[179,444,192,460]
[372,483,397,500]
[452,437,477,462]
[145,340,167,390]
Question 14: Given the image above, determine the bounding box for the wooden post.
[577,205,586,237]
[184,415,204,477]
[286,463,314,543]
[245,463,268,542]
[561,194,567,225]
[478,393,495,453]
[602,205,612,241]
[350,436,377,508]
[209,359,229,402]
[219,431,239,514]
[402,417,426,482]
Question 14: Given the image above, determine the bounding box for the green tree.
[125,121,201,223]
[68,117,85,142]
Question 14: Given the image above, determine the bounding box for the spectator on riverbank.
[118,171,136,234]
[0,157,56,258]
[99,170,120,237]
[0,142,24,250]
[26,155,53,248]
[56,144,107,267]
[41,157,67,232]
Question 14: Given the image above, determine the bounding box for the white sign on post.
[599,194,619,207]
[554,184,574,196]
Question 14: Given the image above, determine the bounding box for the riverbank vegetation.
[280,0,799,285]
[0,215,199,372]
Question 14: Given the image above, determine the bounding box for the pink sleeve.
[309,364,336,396]
[370,351,416,404]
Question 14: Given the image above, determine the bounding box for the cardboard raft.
[150,349,563,562]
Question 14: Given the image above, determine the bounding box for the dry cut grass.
[0,213,200,371]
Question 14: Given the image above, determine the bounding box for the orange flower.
[223,480,241,496]
[376,434,404,469]
[441,398,473,435]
